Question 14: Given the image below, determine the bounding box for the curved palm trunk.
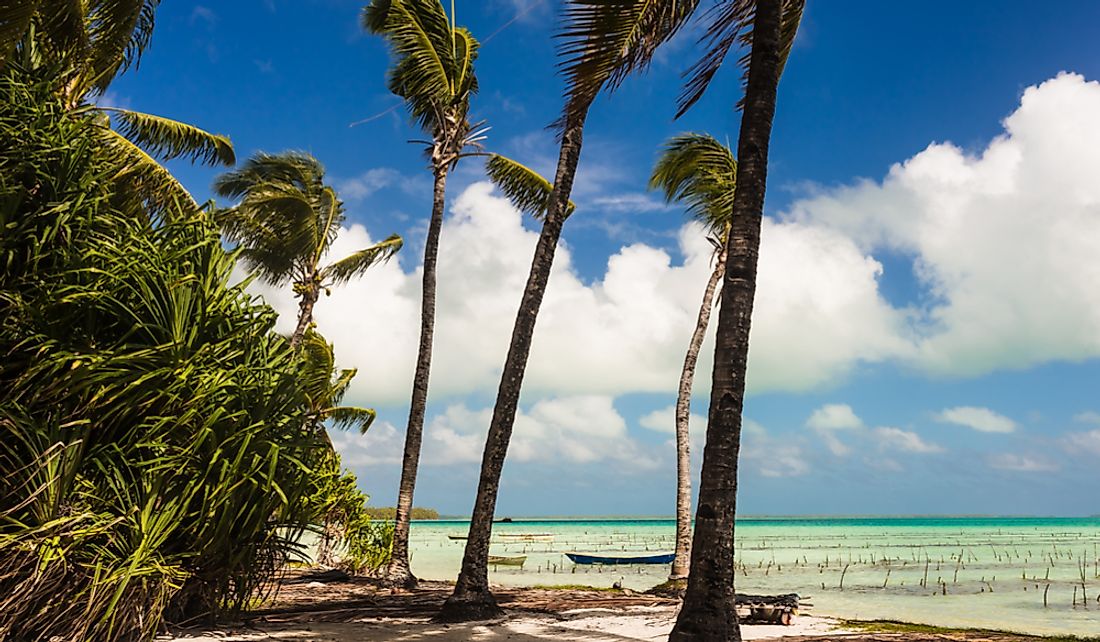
[669,0,785,639]
[669,248,725,581]
[437,114,587,622]
[384,165,449,588]
[290,284,319,349]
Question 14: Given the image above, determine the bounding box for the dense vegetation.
[1,0,804,639]
[0,52,387,642]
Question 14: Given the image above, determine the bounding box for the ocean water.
[408,516,1100,636]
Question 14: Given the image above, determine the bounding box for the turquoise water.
[409,517,1100,636]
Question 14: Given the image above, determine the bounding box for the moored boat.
[488,555,527,567]
[566,551,675,565]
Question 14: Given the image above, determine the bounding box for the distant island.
[364,506,440,520]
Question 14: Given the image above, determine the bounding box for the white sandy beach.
[165,609,850,641]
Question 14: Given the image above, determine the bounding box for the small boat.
[447,535,467,540]
[566,552,675,565]
[488,555,527,567]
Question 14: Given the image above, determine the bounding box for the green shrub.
[0,66,341,641]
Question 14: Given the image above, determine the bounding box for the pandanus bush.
[0,66,352,641]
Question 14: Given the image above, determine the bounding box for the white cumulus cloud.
[242,181,903,407]
[786,72,1100,376]
[936,406,1017,433]
[874,427,944,454]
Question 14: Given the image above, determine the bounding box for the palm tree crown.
[363,0,483,166]
[650,133,737,239]
[214,151,402,346]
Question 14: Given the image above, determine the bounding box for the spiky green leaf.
[485,154,575,221]
[677,0,805,117]
[649,133,736,233]
[321,234,403,286]
[105,107,235,166]
[559,0,700,120]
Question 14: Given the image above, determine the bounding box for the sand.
[160,575,850,641]
[160,574,1053,642]
[164,608,849,641]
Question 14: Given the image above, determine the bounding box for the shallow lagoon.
[408,517,1100,636]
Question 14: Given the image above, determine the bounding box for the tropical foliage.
[214,152,403,348]
[363,0,483,588]
[669,1,804,639]
[440,0,704,621]
[308,452,394,573]
[1,0,235,214]
[0,66,315,640]
[0,58,389,642]
[649,133,737,582]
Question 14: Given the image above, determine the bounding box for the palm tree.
[2,1,236,214]
[297,330,377,566]
[648,133,737,583]
[669,0,804,639]
[362,0,483,589]
[438,2,700,622]
[214,151,403,348]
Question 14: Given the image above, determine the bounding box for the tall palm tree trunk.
[669,248,725,581]
[437,115,587,622]
[669,0,784,639]
[290,284,319,348]
[385,165,449,588]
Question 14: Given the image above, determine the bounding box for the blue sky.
[111,1,1100,517]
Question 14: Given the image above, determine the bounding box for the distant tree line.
[364,507,441,521]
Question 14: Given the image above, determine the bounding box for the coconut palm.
[214,151,403,348]
[297,330,377,565]
[362,0,483,588]
[648,133,737,583]
[2,1,236,214]
[669,1,804,639]
[438,2,700,622]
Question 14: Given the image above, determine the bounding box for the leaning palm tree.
[438,2,701,622]
[214,151,403,348]
[648,133,737,583]
[2,1,236,214]
[362,0,483,589]
[669,1,804,640]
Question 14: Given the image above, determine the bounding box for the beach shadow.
[168,618,662,641]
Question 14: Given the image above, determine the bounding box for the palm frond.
[321,234,403,286]
[649,133,736,232]
[95,124,199,216]
[677,0,804,117]
[362,0,457,123]
[451,26,479,98]
[323,406,376,434]
[104,106,235,166]
[213,151,323,199]
[329,368,357,407]
[84,0,159,93]
[298,331,337,404]
[38,0,89,64]
[485,154,575,221]
[0,0,44,64]
[558,0,700,120]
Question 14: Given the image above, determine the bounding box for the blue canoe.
[566,552,675,565]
